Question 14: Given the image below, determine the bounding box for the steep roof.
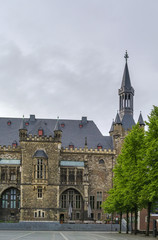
[121,114,135,131]
[0,116,113,150]
[121,62,132,90]
[138,112,145,126]
[115,113,122,124]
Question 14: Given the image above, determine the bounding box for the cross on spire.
[124,50,129,62]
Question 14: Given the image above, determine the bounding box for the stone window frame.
[61,189,82,209]
[99,159,105,164]
[33,157,48,181]
[34,210,45,218]
[1,167,8,182]
[1,188,20,209]
[60,167,83,185]
[37,187,43,199]
[96,191,102,210]
[9,168,17,181]
[90,195,95,209]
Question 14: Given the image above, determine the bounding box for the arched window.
[99,159,104,164]
[33,150,48,181]
[1,188,20,209]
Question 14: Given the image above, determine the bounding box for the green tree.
[103,123,145,234]
[139,106,158,236]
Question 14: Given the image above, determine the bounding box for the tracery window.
[10,168,16,181]
[76,169,83,183]
[69,169,75,183]
[34,158,47,180]
[61,189,82,209]
[60,168,83,185]
[90,196,95,209]
[1,167,7,181]
[97,192,102,209]
[37,159,43,179]
[2,188,20,209]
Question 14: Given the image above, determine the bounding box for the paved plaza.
[0,231,157,240]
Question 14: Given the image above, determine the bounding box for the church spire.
[118,51,134,119]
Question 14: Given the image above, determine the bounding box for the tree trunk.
[134,206,138,235]
[146,202,152,236]
[119,212,122,233]
[126,211,129,234]
[131,211,133,234]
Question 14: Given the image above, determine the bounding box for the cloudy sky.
[0,0,157,135]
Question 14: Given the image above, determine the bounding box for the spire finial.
[124,50,129,63]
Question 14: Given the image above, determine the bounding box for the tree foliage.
[103,106,158,235]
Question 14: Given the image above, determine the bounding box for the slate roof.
[121,114,135,131]
[33,150,48,159]
[115,113,122,124]
[0,116,113,150]
[109,120,114,133]
[138,112,145,126]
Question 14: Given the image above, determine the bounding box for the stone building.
[0,53,144,223]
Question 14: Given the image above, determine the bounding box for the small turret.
[115,112,122,125]
[119,51,134,119]
[138,112,145,127]
[54,117,62,142]
[19,116,27,141]
[109,119,114,136]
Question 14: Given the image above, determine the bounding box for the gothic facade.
[0,54,144,223]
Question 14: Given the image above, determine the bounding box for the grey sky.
[0,0,157,135]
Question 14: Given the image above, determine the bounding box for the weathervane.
[124,50,129,63]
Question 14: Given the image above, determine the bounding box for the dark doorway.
[60,214,64,224]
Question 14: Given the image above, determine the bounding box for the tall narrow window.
[37,187,42,198]
[76,195,81,209]
[69,169,75,183]
[128,94,130,107]
[37,159,43,179]
[90,196,95,209]
[61,194,67,208]
[2,192,8,208]
[68,190,74,208]
[1,167,7,181]
[10,168,16,181]
[76,169,83,183]
[10,189,16,208]
[61,168,67,184]
[97,192,102,209]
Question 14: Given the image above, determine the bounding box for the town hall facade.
[0,53,145,223]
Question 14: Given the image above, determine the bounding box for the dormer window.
[25,121,29,126]
[7,120,11,126]
[97,143,102,150]
[79,124,83,128]
[38,128,43,136]
[61,123,65,128]
[69,143,74,150]
[12,141,17,148]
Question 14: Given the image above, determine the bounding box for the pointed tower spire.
[109,119,115,133]
[115,112,122,125]
[138,111,145,126]
[119,51,134,119]
[54,116,62,142]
